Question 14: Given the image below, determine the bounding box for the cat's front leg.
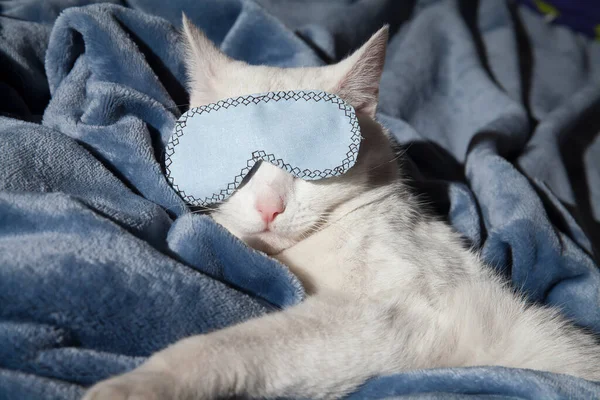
[83,293,434,400]
[83,332,254,400]
[83,367,179,400]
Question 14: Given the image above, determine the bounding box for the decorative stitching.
[165,90,361,207]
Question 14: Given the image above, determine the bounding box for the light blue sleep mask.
[165,90,362,207]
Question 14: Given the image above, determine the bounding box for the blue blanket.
[1,0,599,399]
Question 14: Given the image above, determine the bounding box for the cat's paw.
[82,370,178,400]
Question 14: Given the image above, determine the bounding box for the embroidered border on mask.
[164,90,361,207]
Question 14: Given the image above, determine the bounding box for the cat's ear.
[181,14,232,104]
[330,26,389,117]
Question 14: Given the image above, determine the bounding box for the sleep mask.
[165,90,362,207]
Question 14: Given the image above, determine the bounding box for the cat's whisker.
[163,103,191,110]
[317,216,358,241]
[157,201,194,215]
[190,205,221,213]
[294,217,331,241]
[159,200,222,215]
[364,143,413,174]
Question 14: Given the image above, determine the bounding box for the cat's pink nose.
[255,194,285,224]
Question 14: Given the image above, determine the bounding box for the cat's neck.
[275,182,412,295]
[276,180,482,298]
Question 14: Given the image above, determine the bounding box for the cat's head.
[181,16,397,254]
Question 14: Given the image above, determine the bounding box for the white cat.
[84,15,600,400]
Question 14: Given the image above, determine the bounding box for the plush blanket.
[1,0,600,399]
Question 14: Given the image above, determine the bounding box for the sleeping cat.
[84,15,600,400]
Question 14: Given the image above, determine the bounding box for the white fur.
[84,16,600,400]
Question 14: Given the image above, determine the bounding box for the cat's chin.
[243,232,298,256]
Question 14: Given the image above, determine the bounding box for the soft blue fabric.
[1,0,600,399]
[166,90,360,206]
